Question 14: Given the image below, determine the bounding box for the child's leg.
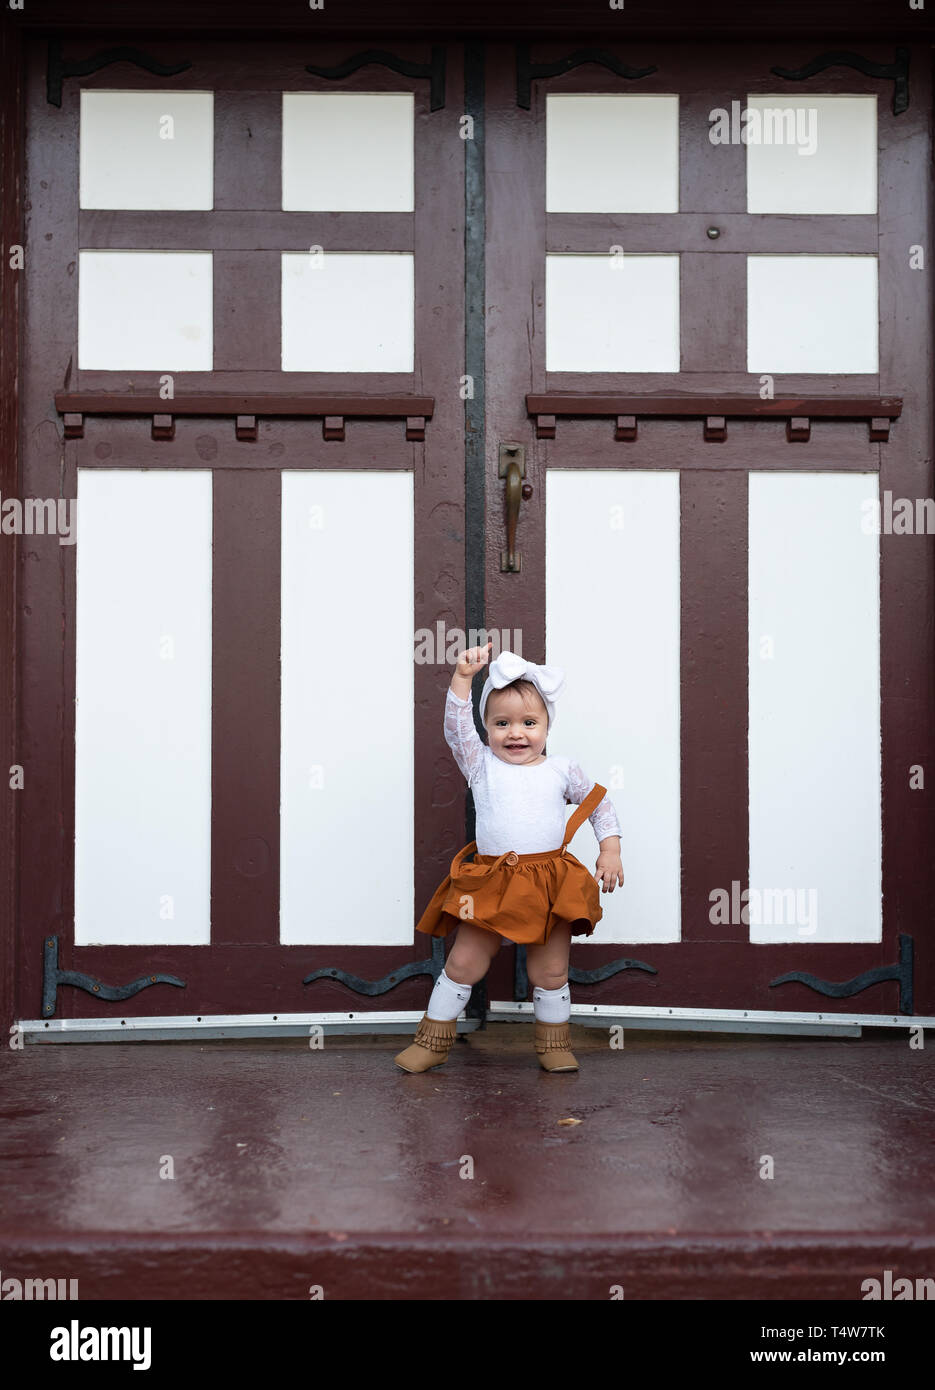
[526,923,572,1022]
[426,920,501,1020]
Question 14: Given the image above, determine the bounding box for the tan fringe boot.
[534,1020,579,1072]
[394,1013,459,1073]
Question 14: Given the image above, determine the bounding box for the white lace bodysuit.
[444,688,622,856]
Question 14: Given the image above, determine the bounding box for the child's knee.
[445,952,486,985]
[529,966,569,991]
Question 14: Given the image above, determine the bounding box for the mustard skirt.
[415,842,603,947]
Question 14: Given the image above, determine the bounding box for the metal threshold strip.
[16,1011,482,1044]
[15,1005,934,1043]
[492,1002,934,1037]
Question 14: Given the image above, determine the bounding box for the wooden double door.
[15,33,934,1027]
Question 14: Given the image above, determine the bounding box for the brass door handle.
[499,443,531,572]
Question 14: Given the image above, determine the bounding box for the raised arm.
[564,759,622,847]
[444,641,494,787]
[444,689,486,787]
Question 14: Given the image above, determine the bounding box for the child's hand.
[595,850,624,893]
[454,640,493,680]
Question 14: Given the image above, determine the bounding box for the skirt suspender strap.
[448,840,514,880]
[448,841,477,877]
[561,782,608,851]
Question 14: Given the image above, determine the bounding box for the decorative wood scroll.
[526,394,902,444]
[54,393,435,442]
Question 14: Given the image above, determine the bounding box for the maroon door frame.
[481,38,935,1015]
[0,17,25,1034]
[3,11,935,1029]
[14,33,469,1020]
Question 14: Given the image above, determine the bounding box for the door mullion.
[211,468,281,944]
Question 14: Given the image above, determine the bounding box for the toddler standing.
[395,642,623,1074]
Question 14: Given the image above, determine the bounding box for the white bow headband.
[479,650,566,730]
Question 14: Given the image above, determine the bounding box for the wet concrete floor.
[1,1023,932,1298]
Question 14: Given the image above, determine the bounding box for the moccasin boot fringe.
[394,1013,459,1073]
[534,1019,579,1072]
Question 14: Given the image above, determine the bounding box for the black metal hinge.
[47,36,192,107]
[306,46,446,112]
[771,48,909,116]
[516,44,658,110]
[42,935,186,1018]
[304,936,446,997]
[770,933,914,1015]
[514,942,657,999]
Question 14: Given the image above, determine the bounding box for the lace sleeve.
[564,759,622,845]
[444,688,487,787]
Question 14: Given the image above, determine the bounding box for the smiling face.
[484,682,549,765]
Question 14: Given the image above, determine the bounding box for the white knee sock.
[533,982,571,1023]
[426,967,473,1021]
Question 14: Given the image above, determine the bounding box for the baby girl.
[395,642,624,1075]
